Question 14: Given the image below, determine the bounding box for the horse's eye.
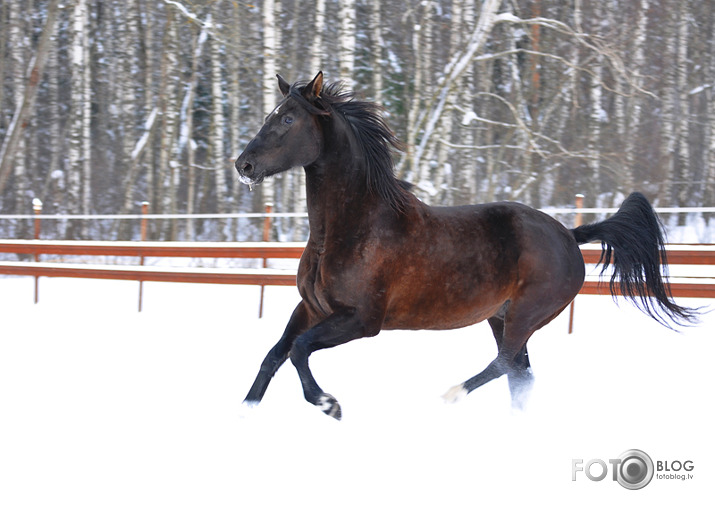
[284,116,294,125]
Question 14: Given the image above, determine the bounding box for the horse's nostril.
[241,162,254,176]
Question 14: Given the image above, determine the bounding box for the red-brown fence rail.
[1,240,713,318]
[579,244,715,299]
[0,240,304,314]
[0,239,305,259]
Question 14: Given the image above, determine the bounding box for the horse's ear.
[303,71,324,102]
[277,74,290,97]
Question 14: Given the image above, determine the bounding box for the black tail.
[571,192,698,328]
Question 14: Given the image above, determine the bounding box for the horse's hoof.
[442,384,468,404]
[239,399,260,419]
[316,393,342,420]
[508,387,532,412]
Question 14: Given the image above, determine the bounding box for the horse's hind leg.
[443,294,568,408]
[442,352,514,404]
[488,314,534,409]
[244,302,313,406]
[507,344,533,409]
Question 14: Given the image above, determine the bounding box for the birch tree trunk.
[587,2,603,204]
[119,0,139,184]
[610,0,626,197]
[402,13,425,181]
[672,0,690,209]
[1,0,714,237]
[116,107,158,239]
[435,0,470,204]
[0,1,6,117]
[261,0,277,212]
[526,0,544,207]
[310,0,326,73]
[156,13,180,239]
[369,1,383,103]
[0,0,61,197]
[227,4,243,239]
[41,40,63,207]
[705,10,715,220]
[210,11,229,239]
[10,4,27,220]
[413,2,437,198]
[623,0,649,193]
[338,0,356,86]
[185,24,208,240]
[456,0,477,204]
[66,0,91,239]
[141,0,155,220]
[7,2,27,217]
[408,0,502,182]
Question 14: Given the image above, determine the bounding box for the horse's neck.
[303,153,374,245]
[303,115,397,247]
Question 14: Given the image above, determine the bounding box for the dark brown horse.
[235,72,697,419]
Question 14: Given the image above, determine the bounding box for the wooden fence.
[0,240,303,315]
[1,240,713,322]
[579,244,715,298]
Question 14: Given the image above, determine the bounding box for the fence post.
[258,203,273,318]
[32,198,43,304]
[138,201,149,312]
[568,194,585,334]
[140,201,149,242]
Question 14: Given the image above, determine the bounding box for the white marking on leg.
[316,394,342,419]
[317,395,333,412]
[442,384,468,404]
[239,400,259,419]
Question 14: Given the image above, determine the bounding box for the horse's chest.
[297,252,336,316]
[297,248,367,316]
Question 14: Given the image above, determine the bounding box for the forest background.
[1,0,714,241]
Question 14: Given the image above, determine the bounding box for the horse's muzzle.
[235,157,254,176]
[235,158,264,185]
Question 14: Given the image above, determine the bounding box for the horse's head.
[235,72,327,186]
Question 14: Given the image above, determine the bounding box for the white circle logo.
[616,449,654,490]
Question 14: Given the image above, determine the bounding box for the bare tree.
[1,0,714,242]
[402,0,502,183]
[261,0,278,210]
[65,0,92,239]
[0,0,61,197]
[184,23,208,240]
[209,10,229,239]
[338,0,356,86]
[672,0,690,209]
[310,0,326,73]
[155,11,181,239]
[369,0,384,103]
[587,2,603,204]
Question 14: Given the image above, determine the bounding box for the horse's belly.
[381,296,505,331]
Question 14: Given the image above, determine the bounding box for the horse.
[234,72,697,420]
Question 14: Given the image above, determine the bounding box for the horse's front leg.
[244,302,313,407]
[289,308,372,420]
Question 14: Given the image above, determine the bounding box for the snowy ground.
[0,276,712,511]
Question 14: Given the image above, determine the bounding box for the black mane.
[290,80,412,213]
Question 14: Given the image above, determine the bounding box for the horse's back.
[380,200,584,330]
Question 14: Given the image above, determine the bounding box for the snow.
[417,179,439,197]
[461,110,478,126]
[131,107,158,161]
[688,84,711,96]
[494,12,522,24]
[1,276,713,510]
